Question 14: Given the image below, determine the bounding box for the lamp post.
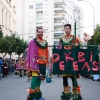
[77,0,95,33]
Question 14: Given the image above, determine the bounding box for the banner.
[52,46,100,75]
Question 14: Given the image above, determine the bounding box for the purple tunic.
[26,39,39,71]
[15,63,19,70]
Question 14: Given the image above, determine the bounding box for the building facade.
[74,4,84,40]
[16,0,84,45]
[0,0,17,36]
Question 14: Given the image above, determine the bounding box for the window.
[29,5,33,9]
[44,11,48,14]
[44,19,48,23]
[70,15,72,19]
[44,35,48,39]
[36,3,43,9]
[44,4,48,8]
[13,6,15,12]
[13,20,14,31]
[54,33,63,39]
[36,11,43,17]
[29,27,33,32]
[29,20,33,24]
[36,18,43,24]
[5,12,7,27]
[2,9,3,25]
[36,26,42,29]
[29,13,33,17]
[29,0,33,1]
[44,29,48,32]
[9,0,11,4]
[54,41,59,45]
[54,19,62,23]
[9,16,11,29]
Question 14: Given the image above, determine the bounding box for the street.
[0,75,100,100]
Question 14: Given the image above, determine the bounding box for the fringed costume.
[58,35,82,100]
[26,36,48,100]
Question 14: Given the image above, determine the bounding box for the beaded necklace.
[34,37,48,48]
[60,35,74,45]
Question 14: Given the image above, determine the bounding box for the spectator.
[0,57,3,79]
[2,60,8,78]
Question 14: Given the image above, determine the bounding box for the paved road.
[0,74,100,100]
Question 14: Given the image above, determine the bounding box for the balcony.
[54,22,63,27]
[36,4,43,11]
[54,41,59,45]
[54,0,65,4]
[54,4,65,12]
[54,19,63,27]
[36,21,43,26]
[54,32,63,39]
[54,12,65,19]
[36,11,43,18]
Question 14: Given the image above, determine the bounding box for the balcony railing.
[36,14,43,17]
[54,13,65,19]
[36,6,43,10]
[54,36,61,39]
[54,0,65,4]
[54,6,65,12]
[36,22,43,24]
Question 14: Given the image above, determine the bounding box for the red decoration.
[73,61,79,71]
[92,61,99,71]
[59,61,65,71]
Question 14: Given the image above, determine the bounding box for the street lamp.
[77,0,95,33]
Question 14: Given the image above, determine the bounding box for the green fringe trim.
[14,71,18,75]
[34,37,48,48]
[61,92,72,99]
[61,93,81,99]
[71,94,78,99]
[29,91,42,99]
[60,35,74,45]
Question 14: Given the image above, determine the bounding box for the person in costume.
[57,24,82,99]
[26,27,49,100]
[14,60,19,76]
[18,57,25,77]
[25,58,32,81]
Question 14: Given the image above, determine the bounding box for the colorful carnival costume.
[18,58,25,77]
[58,35,82,100]
[26,36,48,100]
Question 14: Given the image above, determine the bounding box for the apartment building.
[0,0,17,36]
[74,4,84,39]
[16,0,84,45]
[54,0,74,45]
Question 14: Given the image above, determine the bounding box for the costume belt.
[38,56,46,61]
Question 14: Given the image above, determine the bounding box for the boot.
[35,87,42,99]
[72,86,81,94]
[26,87,35,94]
[64,86,71,94]
[72,86,83,99]
[61,86,71,99]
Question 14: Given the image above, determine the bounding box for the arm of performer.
[75,37,83,46]
[46,47,49,66]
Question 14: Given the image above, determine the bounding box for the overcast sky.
[74,0,100,36]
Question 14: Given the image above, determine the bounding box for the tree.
[88,24,100,45]
[0,33,27,58]
[94,32,100,45]
[0,36,12,58]
[0,30,3,38]
[7,34,17,58]
[15,39,27,57]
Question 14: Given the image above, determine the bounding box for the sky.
[74,0,100,36]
